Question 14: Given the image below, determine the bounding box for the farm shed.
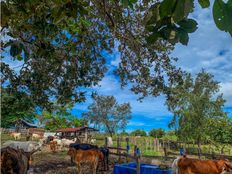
[55,126,98,143]
[14,119,37,133]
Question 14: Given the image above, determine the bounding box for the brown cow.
[67,148,104,174]
[50,140,58,153]
[1,147,36,174]
[172,156,232,174]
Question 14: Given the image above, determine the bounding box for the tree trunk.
[197,140,202,159]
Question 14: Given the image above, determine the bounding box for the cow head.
[67,148,76,158]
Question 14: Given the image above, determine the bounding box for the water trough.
[113,162,172,174]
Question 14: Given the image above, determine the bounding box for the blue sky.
[3,1,232,132]
[72,1,232,132]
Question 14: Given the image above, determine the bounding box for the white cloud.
[172,1,232,105]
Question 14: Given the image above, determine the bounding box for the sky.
[72,1,232,132]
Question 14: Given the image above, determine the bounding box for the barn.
[55,126,98,143]
[14,119,37,133]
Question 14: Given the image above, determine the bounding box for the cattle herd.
[1,132,232,174]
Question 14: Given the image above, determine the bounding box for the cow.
[50,140,58,153]
[172,156,232,174]
[67,148,104,174]
[69,143,109,171]
[2,141,42,152]
[10,132,21,140]
[1,146,38,174]
[61,138,77,148]
[31,133,40,140]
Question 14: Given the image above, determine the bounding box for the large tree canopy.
[1,0,182,109]
[1,0,231,110]
[82,94,131,136]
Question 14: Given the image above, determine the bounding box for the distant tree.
[82,95,131,137]
[1,87,35,128]
[130,129,147,136]
[166,70,227,156]
[149,128,165,138]
[39,103,83,131]
[120,130,129,136]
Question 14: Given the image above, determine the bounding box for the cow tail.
[172,156,181,174]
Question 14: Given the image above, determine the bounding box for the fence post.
[134,145,140,174]
[105,137,108,147]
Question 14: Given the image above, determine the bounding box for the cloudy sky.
[72,1,232,132]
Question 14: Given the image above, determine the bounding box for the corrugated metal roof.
[55,126,98,132]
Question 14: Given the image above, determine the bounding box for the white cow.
[10,132,21,140]
[3,141,42,152]
[61,138,77,147]
[32,133,41,140]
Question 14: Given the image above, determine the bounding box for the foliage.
[1,0,182,108]
[82,95,132,136]
[149,128,165,138]
[38,103,83,131]
[144,0,232,45]
[1,0,231,111]
[162,131,178,141]
[130,129,147,136]
[166,70,228,148]
[120,130,130,136]
[1,87,35,128]
[207,117,232,144]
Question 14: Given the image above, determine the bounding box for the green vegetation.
[39,103,83,131]
[166,70,232,156]
[130,129,147,136]
[1,87,35,128]
[82,94,131,136]
[149,128,165,138]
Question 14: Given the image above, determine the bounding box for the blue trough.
[114,162,172,174]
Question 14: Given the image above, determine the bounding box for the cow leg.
[76,162,81,174]
[93,159,98,174]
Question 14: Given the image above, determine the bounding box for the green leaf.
[178,19,198,33]
[146,32,160,44]
[10,42,22,57]
[173,0,194,22]
[198,0,210,8]
[213,0,232,36]
[160,0,177,18]
[178,30,189,45]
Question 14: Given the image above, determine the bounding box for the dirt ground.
[30,146,123,174]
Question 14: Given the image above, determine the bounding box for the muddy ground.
[30,146,130,174]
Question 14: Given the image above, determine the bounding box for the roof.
[15,119,37,128]
[55,126,98,133]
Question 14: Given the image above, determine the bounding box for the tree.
[130,129,147,136]
[149,128,165,138]
[1,0,230,109]
[0,0,182,109]
[38,103,83,131]
[1,87,35,128]
[166,70,227,156]
[82,95,131,136]
[120,130,129,136]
